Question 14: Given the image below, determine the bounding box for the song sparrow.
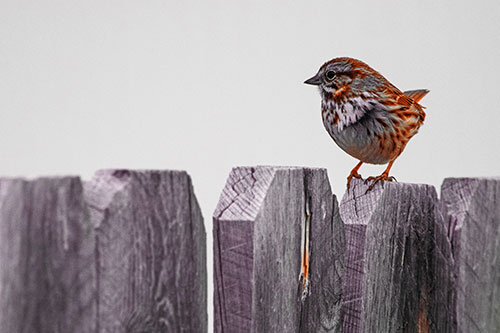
[305,57,429,190]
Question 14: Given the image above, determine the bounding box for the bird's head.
[304,57,383,100]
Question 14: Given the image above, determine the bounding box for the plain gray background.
[2,0,500,329]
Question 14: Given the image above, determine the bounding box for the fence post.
[0,177,96,333]
[213,166,344,333]
[441,178,500,332]
[340,178,454,332]
[0,170,207,333]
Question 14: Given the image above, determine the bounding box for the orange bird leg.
[365,159,397,191]
[347,161,364,190]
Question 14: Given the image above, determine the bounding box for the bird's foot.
[347,171,363,191]
[364,173,397,192]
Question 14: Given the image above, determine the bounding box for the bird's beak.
[304,73,321,85]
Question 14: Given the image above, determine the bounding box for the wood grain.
[340,178,453,332]
[441,178,500,332]
[0,177,95,333]
[0,170,206,333]
[85,169,207,332]
[339,179,385,332]
[213,166,344,333]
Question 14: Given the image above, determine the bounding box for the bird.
[304,57,429,191]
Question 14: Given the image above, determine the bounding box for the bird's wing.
[381,87,426,123]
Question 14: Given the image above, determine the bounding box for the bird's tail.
[404,89,429,103]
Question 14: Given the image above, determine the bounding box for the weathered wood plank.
[339,179,385,332]
[441,178,500,332]
[0,177,96,333]
[0,170,207,333]
[85,169,207,332]
[340,179,453,332]
[213,166,344,333]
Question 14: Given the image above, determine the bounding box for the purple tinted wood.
[213,166,344,333]
[213,167,274,333]
[441,178,500,332]
[339,179,385,332]
[340,179,453,332]
[0,177,96,333]
[85,170,206,332]
[299,168,345,332]
[0,170,206,333]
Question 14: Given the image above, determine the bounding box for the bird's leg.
[365,160,397,191]
[347,161,364,190]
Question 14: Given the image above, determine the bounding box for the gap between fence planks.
[0,170,207,333]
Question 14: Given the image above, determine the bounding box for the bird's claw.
[347,171,363,191]
[364,174,397,193]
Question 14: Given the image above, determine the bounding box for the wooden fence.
[0,170,206,333]
[213,166,499,333]
[0,166,498,332]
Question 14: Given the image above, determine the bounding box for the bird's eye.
[326,70,336,80]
